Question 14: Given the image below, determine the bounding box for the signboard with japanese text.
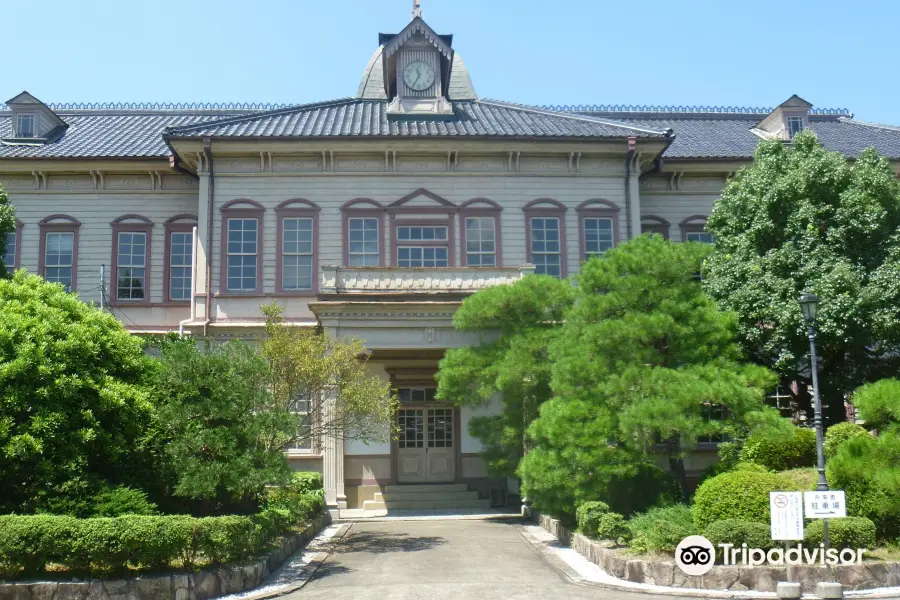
[770,491,804,540]
[804,490,847,518]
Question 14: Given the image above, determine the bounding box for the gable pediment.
[383,17,453,60]
[389,188,456,211]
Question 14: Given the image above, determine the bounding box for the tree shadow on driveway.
[338,530,447,554]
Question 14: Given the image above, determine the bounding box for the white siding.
[460,394,503,454]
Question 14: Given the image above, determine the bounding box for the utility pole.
[100,264,105,310]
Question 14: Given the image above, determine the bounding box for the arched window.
[341,199,385,267]
[39,215,80,292]
[164,214,197,303]
[459,198,502,267]
[576,199,620,260]
[523,199,567,277]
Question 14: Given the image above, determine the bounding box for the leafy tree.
[153,338,291,514]
[435,275,573,477]
[260,303,397,448]
[0,271,156,514]
[703,131,900,424]
[0,183,15,277]
[520,236,782,511]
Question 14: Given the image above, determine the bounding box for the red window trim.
[341,198,385,267]
[680,215,709,241]
[163,214,197,304]
[275,199,320,296]
[458,198,502,267]
[641,215,671,240]
[523,199,567,277]
[38,214,80,292]
[219,199,265,296]
[110,215,154,306]
[576,199,621,261]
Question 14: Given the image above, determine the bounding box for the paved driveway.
[284,518,680,600]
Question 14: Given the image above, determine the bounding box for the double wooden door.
[396,407,455,483]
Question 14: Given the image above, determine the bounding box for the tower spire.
[412,0,422,19]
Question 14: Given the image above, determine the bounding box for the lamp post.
[798,291,829,550]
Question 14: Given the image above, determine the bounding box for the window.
[395,224,450,267]
[698,403,727,444]
[285,392,313,452]
[281,217,314,290]
[680,216,713,244]
[168,231,193,301]
[116,232,147,300]
[641,216,670,240]
[583,217,614,257]
[398,388,438,403]
[227,218,258,291]
[686,231,715,244]
[16,114,35,138]
[787,116,804,138]
[464,216,496,266]
[3,231,16,268]
[43,232,74,291]
[529,217,562,277]
[348,217,379,266]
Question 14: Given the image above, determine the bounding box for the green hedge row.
[0,492,325,578]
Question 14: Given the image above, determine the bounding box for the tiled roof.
[163,99,670,139]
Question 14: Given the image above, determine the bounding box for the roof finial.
[412,0,422,19]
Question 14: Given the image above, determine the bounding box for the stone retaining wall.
[0,513,331,600]
[537,513,900,593]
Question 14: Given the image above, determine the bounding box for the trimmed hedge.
[693,470,799,529]
[596,512,630,544]
[627,505,695,554]
[0,492,325,578]
[824,422,869,459]
[804,517,876,550]
[575,501,610,535]
[739,426,817,471]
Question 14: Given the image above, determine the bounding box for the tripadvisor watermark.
[675,536,867,576]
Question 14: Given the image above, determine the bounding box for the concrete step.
[363,498,492,511]
[383,483,468,494]
[375,491,480,502]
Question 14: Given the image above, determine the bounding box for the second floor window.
[787,116,804,138]
[44,232,74,291]
[464,216,496,266]
[529,217,561,277]
[17,114,35,138]
[281,217,314,291]
[226,218,258,291]
[583,217,614,258]
[397,225,449,267]
[686,231,715,244]
[169,231,193,301]
[116,232,147,300]
[348,217,379,266]
[3,231,16,268]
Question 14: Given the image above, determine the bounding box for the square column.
[322,385,346,517]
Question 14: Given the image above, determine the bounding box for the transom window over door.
[464,216,496,266]
[116,232,147,300]
[227,218,258,291]
[396,225,449,267]
[281,217,313,291]
[348,217,379,266]
[530,217,561,277]
[44,232,74,291]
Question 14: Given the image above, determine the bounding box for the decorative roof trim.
[383,18,453,60]
[1,101,293,111]
[542,104,851,116]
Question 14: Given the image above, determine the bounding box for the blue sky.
[5,0,899,123]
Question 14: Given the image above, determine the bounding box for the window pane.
[465,216,497,266]
[18,114,35,138]
[116,232,147,300]
[398,246,448,268]
[3,231,16,266]
[281,218,314,290]
[169,231,193,301]
[348,218,379,266]
[226,219,258,290]
[43,232,75,291]
[530,217,562,277]
[397,226,447,242]
[584,217,614,257]
[686,232,715,244]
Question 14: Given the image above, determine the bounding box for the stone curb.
[0,513,333,600]
[529,512,900,599]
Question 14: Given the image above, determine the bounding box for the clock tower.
[381,9,456,118]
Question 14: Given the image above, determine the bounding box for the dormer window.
[16,114,35,138]
[787,116,804,138]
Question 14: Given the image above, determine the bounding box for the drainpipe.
[624,137,636,240]
[203,139,215,337]
[178,225,199,337]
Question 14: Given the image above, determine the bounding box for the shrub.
[90,486,158,517]
[804,517,876,550]
[575,501,610,536]
[627,505,695,554]
[596,512,630,544]
[852,379,900,430]
[693,470,798,529]
[827,432,900,540]
[825,422,869,459]
[779,468,818,491]
[739,426,816,471]
[704,519,774,560]
[0,493,323,579]
[287,472,323,494]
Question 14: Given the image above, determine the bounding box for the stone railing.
[319,265,536,295]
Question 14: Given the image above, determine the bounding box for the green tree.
[260,303,397,448]
[703,131,900,424]
[0,183,15,277]
[153,338,291,513]
[0,271,156,514]
[520,236,782,512]
[435,275,573,477]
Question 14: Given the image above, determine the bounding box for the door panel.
[426,408,455,482]
[397,409,426,483]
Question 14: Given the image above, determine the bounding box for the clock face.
[403,61,436,92]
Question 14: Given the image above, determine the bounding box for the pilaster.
[628,157,642,241]
[322,385,346,517]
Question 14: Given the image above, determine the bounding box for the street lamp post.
[798,291,829,549]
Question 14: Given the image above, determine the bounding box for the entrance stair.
[362,483,491,512]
